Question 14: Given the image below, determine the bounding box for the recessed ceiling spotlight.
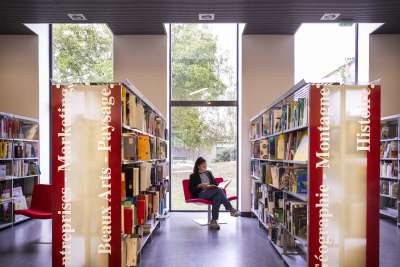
[199,13,215,21]
[320,13,341,21]
[67,13,87,21]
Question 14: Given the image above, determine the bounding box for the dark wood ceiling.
[0,0,399,35]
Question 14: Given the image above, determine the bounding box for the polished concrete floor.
[0,213,399,267]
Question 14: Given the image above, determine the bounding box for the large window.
[295,23,382,84]
[170,24,238,210]
[52,24,113,83]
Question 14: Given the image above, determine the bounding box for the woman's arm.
[189,174,201,194]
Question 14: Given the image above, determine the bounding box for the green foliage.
[53,24,113,83]
[171,24,235,153]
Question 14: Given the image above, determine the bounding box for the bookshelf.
[380,114,400,227]
[249,81,381,266]
[250,81,309,267]
[0,112,40,230]
[120,81,169,267]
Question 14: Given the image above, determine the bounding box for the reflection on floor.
[0,213,399,267]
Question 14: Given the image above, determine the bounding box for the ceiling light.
[320,13,341,21]
[199,14,215,21]
[67,13,87,21]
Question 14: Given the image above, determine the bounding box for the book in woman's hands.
[218,179,231,189]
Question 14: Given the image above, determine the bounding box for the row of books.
[0,115,39,140]
[14,142,39,158]
[122,162,168,199]
[380,141,398,158]
[252,181,307,250]
[0,186,31,224]
[122,87,167,139]
[380,180,399,198]
[0,141,12,158]
[381,161,399,178]
[250,98,308,139]
[251,131,308,162]
[121,183,167,267]
[122,134,167,162]
[122,192,160,234]
[252,162,308,194]
[11,160,39,177]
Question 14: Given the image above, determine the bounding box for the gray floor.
[0,213,399,267]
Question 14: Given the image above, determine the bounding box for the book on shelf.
[251,160,261,178]
[380,180,390,195]
[0,164,8,177]
[262,112,272,136]
[0,115,17,139]
[139,162,152,192]
[293,131,308,161]
[122,135,137,161]
[0,202,12,223]
[250,117,262,139]
[390,183,399,199]
[137,135,151,161]
[136,195,146,225]
[289,169,307,193]
[260,139,268,159]
[268,137,276,159]
[13,187,28,221]
[272,109,282,133]
[21,123,39,140]
[285,201,307,240]
[251,140,260,158]
[0,140,13,159]
[276,134,285,160]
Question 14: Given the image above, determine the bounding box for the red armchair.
[182,177,237,225]
[14,184,52,219]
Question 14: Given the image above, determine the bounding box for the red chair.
[182,177,237,225]
[14,184,52,219]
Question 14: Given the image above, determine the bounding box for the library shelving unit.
[379,114,400,227]
[249,81,381,267]
[250,81,309,267]
[51,81,169,267]
[0,112,40,230]
[120,81,169,266]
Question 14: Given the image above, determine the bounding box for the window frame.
[168,23,240,211]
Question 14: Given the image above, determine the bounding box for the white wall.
[370,34,400,117]
[0,35,39,118]
[113,35,168,116]
[25,24,50,184]
[240,35,294,212]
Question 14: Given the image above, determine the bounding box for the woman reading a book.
[189,157,239,230]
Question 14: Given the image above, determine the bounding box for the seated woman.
[189,157,239,230]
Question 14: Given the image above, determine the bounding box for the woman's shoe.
[230,208,240,217]
[209,220,220,230]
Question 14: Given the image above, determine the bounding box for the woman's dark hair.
[193,157,206,174]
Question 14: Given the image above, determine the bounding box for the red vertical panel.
[51,84,64,267]
[109,84,122,267]
[308,85,323,267]
[366,85,380,267]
